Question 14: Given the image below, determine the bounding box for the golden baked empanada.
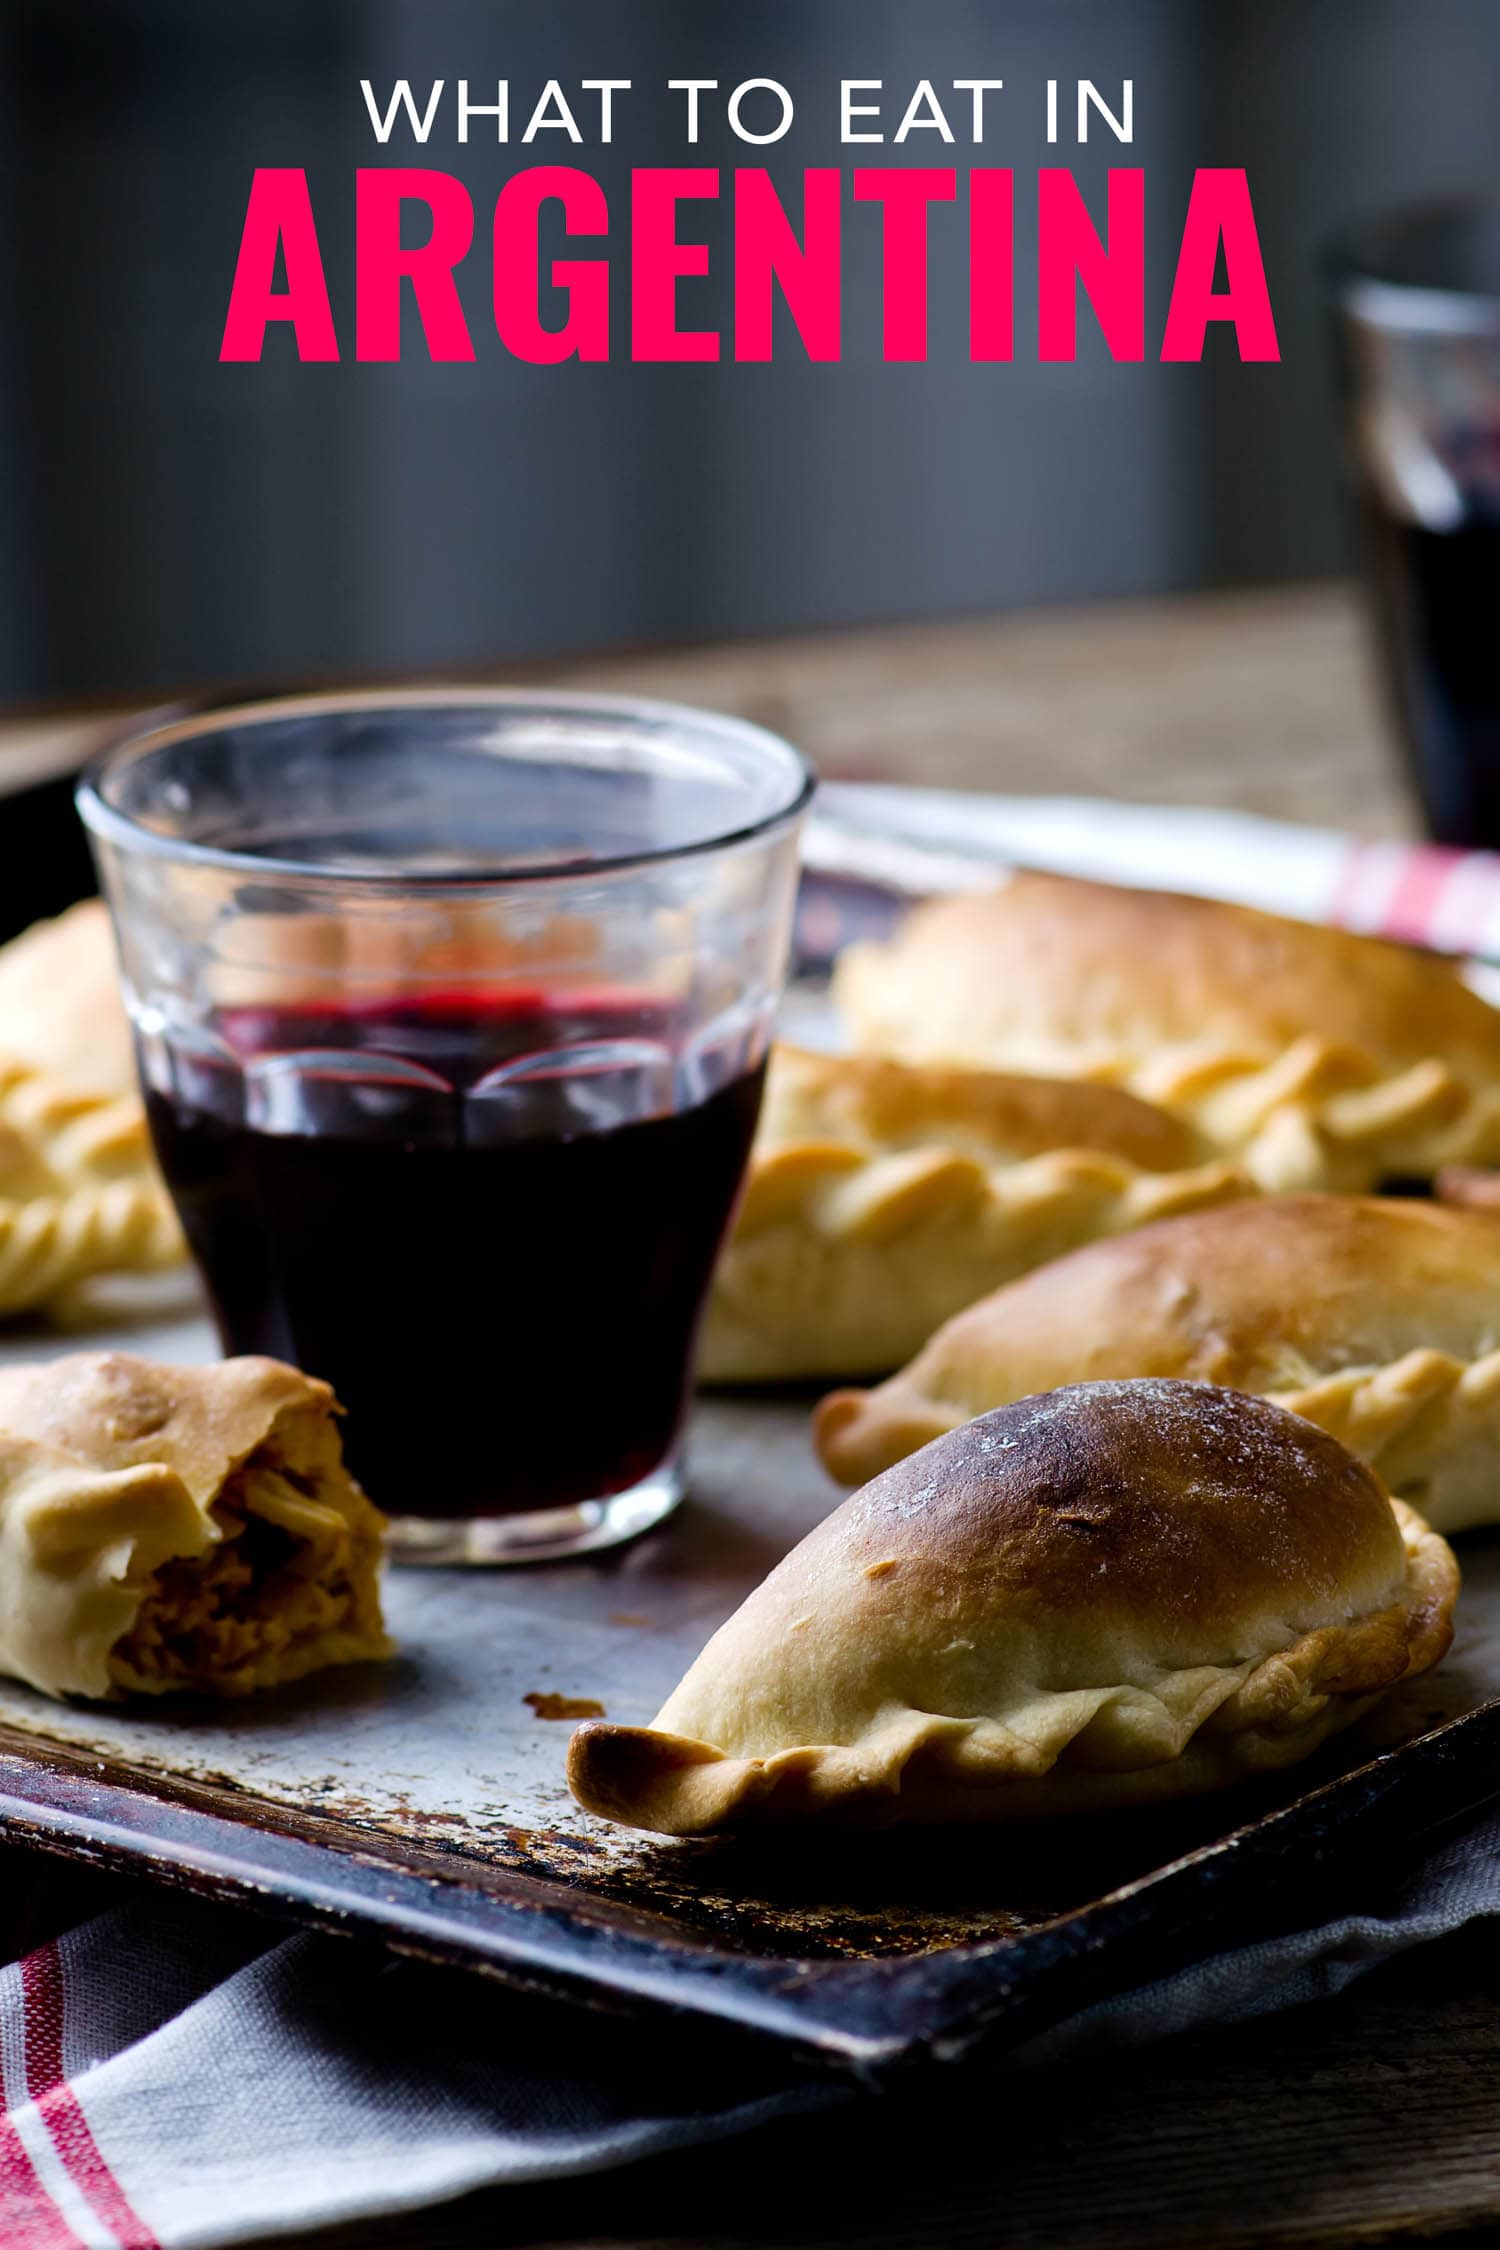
[0,1063,183,1314]
[0,901,137,1101]
[834,873,1500,1191]
[816,1195,1500,1532]
[0,1062,155,1189]
[569,1380,1456,1832]
[701,1045,1251,1380]
[0,1351,389,1698]
[0,906,185,1314]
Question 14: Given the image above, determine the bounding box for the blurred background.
[1,0,1497,702]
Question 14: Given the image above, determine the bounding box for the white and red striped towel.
[0,1892,835,2248]
[810,784,1500,962]
[6,1798,1500,2249]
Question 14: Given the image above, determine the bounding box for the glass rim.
[76,683,817,890]
[1323,190,1500,337]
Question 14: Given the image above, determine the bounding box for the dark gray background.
[0,0,1493,698]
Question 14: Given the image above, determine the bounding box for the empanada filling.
[109,1444,374,1695]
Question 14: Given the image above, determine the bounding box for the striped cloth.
[7,1799,1500,2247]
[808,785,1500,960]
[0,1890,833,2248]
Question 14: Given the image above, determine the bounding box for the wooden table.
[0,578,1411,837]
[294,1923,1500,2250]
[550,578,1413,836]
[5,582,1480,2250]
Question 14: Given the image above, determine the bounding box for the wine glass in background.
[1328,195,1500,847]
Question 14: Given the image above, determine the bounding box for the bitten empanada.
[834,873,1500,1191]
[700,1045,1251,1381]
[816,1196,1500,1533]
[569,1381,1456,1833]
[0,1351,389,1699]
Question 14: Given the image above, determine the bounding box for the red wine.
[142,992,764,1520]
[1363,505,1500,847]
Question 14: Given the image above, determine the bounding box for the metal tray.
[0,859,1497,2075]
[0,1292,1498,2078]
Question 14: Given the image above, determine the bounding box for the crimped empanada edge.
[816,1344,1500,1520]
[566,1503,1456,1836]
[704,1141,1252,1385]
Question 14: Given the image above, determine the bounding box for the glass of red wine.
[79,688,813,1564]
[1327,196,1500,847]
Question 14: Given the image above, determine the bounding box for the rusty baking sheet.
[0,855,1497,2070]
[0,1293,1498,2073]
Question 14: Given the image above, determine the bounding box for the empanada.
[569,1380,1456,1832]
[0,1063,183,1314]
[834,873,1500,1190]
[816,1195,1500,1532]
[0,1351,389,1699]
[0,906,185,1313]
[0,901,137,1101]
[701,1046,1251,1380]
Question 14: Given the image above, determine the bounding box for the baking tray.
[0,857,1498,2075]
[0,1288,1498,2077]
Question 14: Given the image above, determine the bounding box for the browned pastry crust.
[569,1381,1457,1833]
[814,1195,1500,1534]
[754,1045,1209,1172]
[832,873,1500,1189]
[701,1045,1251,1381]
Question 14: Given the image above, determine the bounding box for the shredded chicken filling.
[109,1448,364,1694]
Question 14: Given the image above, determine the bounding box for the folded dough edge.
[0,1353,390,1700]
[568,1484,1456,1837]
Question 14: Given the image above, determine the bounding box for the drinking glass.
[79,688,813,1564]
[1327,194,1500,845]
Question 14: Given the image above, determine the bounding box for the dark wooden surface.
[0,584,1467,2250]
[11,1855,1498,2250]
[0,579,1412,834]
[265,1923,1500,2250]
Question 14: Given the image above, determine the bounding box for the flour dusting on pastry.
[569,1379,1456,1833]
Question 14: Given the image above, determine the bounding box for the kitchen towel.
[808,782,1500,960]
[3,1797,1500,2250]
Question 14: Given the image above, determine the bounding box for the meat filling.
[109,1446,377,1696]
